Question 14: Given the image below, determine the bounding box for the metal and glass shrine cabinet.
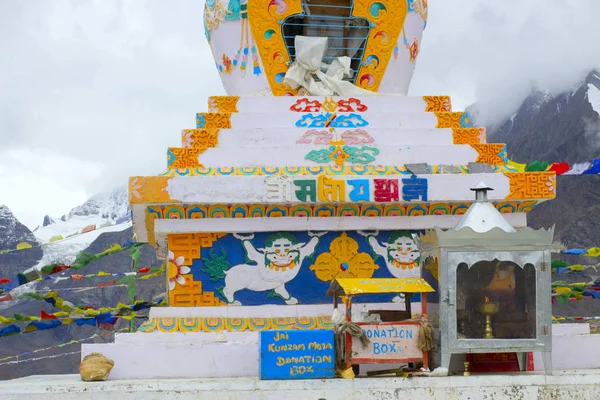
[418,185,554,375]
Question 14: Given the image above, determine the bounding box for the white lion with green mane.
[203,231,325,305]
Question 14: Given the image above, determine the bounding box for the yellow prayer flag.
[508,159,526,173]
[554,287,571,295]
[585,247,600,257]
[0,316,15,324]
[84,309,101,316]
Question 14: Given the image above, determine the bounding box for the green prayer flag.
[525,160,549,172]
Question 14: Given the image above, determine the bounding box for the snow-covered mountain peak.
[0,205,38,251]
[33,187,130,244]
[66,186,129,221]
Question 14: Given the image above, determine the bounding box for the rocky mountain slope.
[0,190,163,381]
[0,227,165,380]
[0,206,38,252]
[471,70,600,248]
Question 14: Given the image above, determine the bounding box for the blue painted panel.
[191,230,424,306]
[259,330,335,380]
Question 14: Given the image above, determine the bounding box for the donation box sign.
[259,330,335,380]
[352,323,422,362]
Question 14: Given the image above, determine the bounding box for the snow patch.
[587,83,600,115]
[34,215,113,243]
[33,187,130,244]
[25,221,132,274]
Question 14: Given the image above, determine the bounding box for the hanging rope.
[334,321,369,368]
[417,315,435,352]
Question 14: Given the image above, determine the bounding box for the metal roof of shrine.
[454,182,517,233]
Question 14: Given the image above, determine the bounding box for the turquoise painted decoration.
[332,113,369,128]
[460,111,469,128]
[167,149,176,167]
[225,0,241,20]
[346,146,379,163]
[196,114,207,128]
[305,146,379,165]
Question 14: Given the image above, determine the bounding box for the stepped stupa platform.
[130,94,555,258]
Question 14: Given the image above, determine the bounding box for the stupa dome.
[204,0,428,96]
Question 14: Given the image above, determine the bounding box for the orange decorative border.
[168,129,220,168]
[247,0,303,96]
[471,144,507,166]
[168,233,228,306]
[352,0,408,92]
[424,96,452,112]
[169,275,228,307]
[208,96,240,113]
[196,113,232,129]
[144,201,539,246]
[506,172,556,200]
[452,128,486,145]
[435,112,468,129]
[247,0,407,95]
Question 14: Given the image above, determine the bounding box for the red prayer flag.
[40,310,58,320]
[97,281,116,288]
[138,267,151,273]
[0,278,10,284]
[549,162,570,175]
[0,293,14,302]
[51,265,70,274]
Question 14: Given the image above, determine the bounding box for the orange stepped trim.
[471,144,507,166]
[424,96,452,112]
[452,128,486,144]
[208,96,240,113]
[506,172,556,200]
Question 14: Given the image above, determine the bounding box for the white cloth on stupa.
[284,36,374,96]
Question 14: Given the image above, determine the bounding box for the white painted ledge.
[154,214,528,234]
[4,371,600,400]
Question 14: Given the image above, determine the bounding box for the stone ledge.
[3,371,600,400]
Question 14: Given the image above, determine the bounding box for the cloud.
[2,0,600,227]
[410,0,600,124]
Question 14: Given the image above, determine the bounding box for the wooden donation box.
[352,322,422,364]
[259,330,335,380]
[333,278,435,369]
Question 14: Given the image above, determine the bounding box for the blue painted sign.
[259,330,335,380]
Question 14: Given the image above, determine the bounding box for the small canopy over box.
[333,278,435,296]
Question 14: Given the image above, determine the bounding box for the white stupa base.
[4,370,600,400]
[83,302,423,380]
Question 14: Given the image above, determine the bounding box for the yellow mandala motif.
[310,232,378,282]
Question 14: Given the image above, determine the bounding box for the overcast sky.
[1,0,600,229]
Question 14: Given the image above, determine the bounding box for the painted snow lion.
[202,231,325,305]
[359,230,421,302]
